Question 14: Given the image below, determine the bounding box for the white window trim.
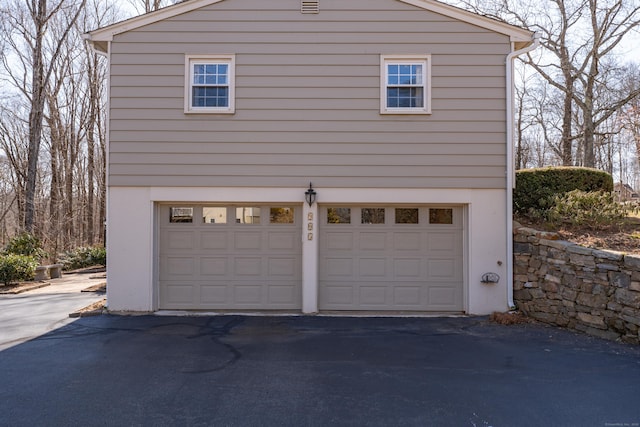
[184,54,235,114]
[380,54,431,115]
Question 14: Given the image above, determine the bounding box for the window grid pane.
[387,88,423,108]
[191,61,230,108]
[192,87,229,107]
[385,61,425,109]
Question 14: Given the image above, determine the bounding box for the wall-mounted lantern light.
[305,182,317,207]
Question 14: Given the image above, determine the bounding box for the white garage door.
[319,206,464,312]
[159,205,302,310]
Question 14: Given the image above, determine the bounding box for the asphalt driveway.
[0,314,639,427]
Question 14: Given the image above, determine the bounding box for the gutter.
[506,32,540,310]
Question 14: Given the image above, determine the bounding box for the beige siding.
[109,0,512,189]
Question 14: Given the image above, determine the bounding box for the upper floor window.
[185,55,235,114]
[380,55,431,115]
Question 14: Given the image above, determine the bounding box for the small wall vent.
[301,0,319,14]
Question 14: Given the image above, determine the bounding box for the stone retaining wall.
[513,223,640,344]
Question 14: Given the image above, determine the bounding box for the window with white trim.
[185,55,235,113]
[380,55,431,114]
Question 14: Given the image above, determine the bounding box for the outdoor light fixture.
[305,182,317,207]
[481,272,500,284]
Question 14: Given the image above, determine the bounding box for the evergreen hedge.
[514,167,613,214]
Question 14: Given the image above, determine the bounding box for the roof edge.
[86,0,534,47]
[400,0,534,45]
[86,0,226,42]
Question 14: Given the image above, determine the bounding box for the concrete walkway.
[0,272,106,351]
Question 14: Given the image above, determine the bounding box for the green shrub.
[514,167,613,216]
[0,254,38,285]
[546,190,627,229]
[3,232,47,260]
[58,246,106,270]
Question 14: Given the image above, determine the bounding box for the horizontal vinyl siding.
[109,0,512,189]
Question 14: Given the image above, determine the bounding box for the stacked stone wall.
[513,223,640,344]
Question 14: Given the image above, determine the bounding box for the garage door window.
[361,208,385,224]
[170,207,193,223]
[203,207,227,224]
[236,207,261,224]
[429,208,453,224]
[327,207,351,224]
[395,208,419,224]
[270,207,295,224]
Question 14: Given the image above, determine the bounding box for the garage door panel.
[201,231,228,250]
[164,283,195,305]
[359,286,387,305]
[323,285,355,305]
[164,257,195,276]
[320,205,463,312]
[427,232,458,252]
[234,232,262,250]
[427,258,457,279]
[393,286,422,306]
[359,258,387,277]
[393,258,423,278]
[325,232,354,250]
[234,257,263,276]
[200,285,228,304]
[200,257,228,276]
[359,232,387,250]
[268,257,298,277]
[268,285,298,304]
[324,258,353,277]
[159,204,302,310]
[394,233,421,251]
[428,286,460,309]
[234,285,263,304]
[166,231,195,250]
[267,232,297,250]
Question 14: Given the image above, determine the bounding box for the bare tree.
[0,0,118,255]
[127,0,179,14]
[0,0,87,232]
[450,0,640,168]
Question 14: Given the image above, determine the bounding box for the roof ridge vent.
[301,0,319,14]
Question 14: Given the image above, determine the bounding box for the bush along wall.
[513,222,640,344]
[0,254,38,285]
[514,167,614,215]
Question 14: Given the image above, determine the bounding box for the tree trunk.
[24,0,47,232]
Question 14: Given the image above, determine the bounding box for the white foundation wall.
[107,186,509,315]
[107,187,155,312]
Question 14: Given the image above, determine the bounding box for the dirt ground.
[517,216,640,255]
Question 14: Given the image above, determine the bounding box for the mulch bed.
[69,298,107,318]
[0,281,50,294]
[82,282,107,293]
